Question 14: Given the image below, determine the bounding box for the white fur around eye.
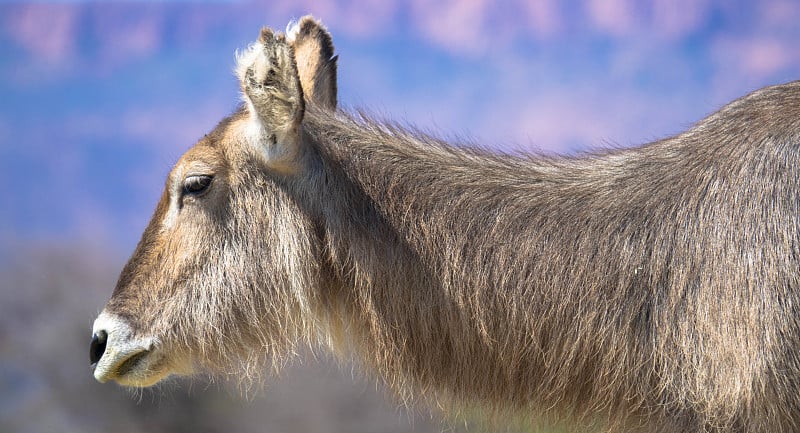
[161,174,181,231]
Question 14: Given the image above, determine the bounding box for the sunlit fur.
[94,16,800,433]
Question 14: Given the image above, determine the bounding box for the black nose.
[90,330,107,366]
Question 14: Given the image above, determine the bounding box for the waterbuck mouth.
[91,344,152,383]
[114,350,150,377]
[90,312,163,386]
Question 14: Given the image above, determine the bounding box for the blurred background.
[2,1,800,432]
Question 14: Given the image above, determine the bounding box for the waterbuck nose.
[90,330,107,366]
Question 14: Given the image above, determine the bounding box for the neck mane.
[300,106,672,422]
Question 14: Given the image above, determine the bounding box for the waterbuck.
[90,16,800,433]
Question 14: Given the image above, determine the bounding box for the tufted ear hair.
[236,28,304,172]
[287,16,338,110]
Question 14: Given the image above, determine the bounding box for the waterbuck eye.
[182,175,213,196]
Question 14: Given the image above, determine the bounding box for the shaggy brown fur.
[91,16,800,433]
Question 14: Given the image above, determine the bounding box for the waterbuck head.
[90,17,338,386]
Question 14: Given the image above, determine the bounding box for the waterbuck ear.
[287,16,338,109]
[236,28,304,171]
